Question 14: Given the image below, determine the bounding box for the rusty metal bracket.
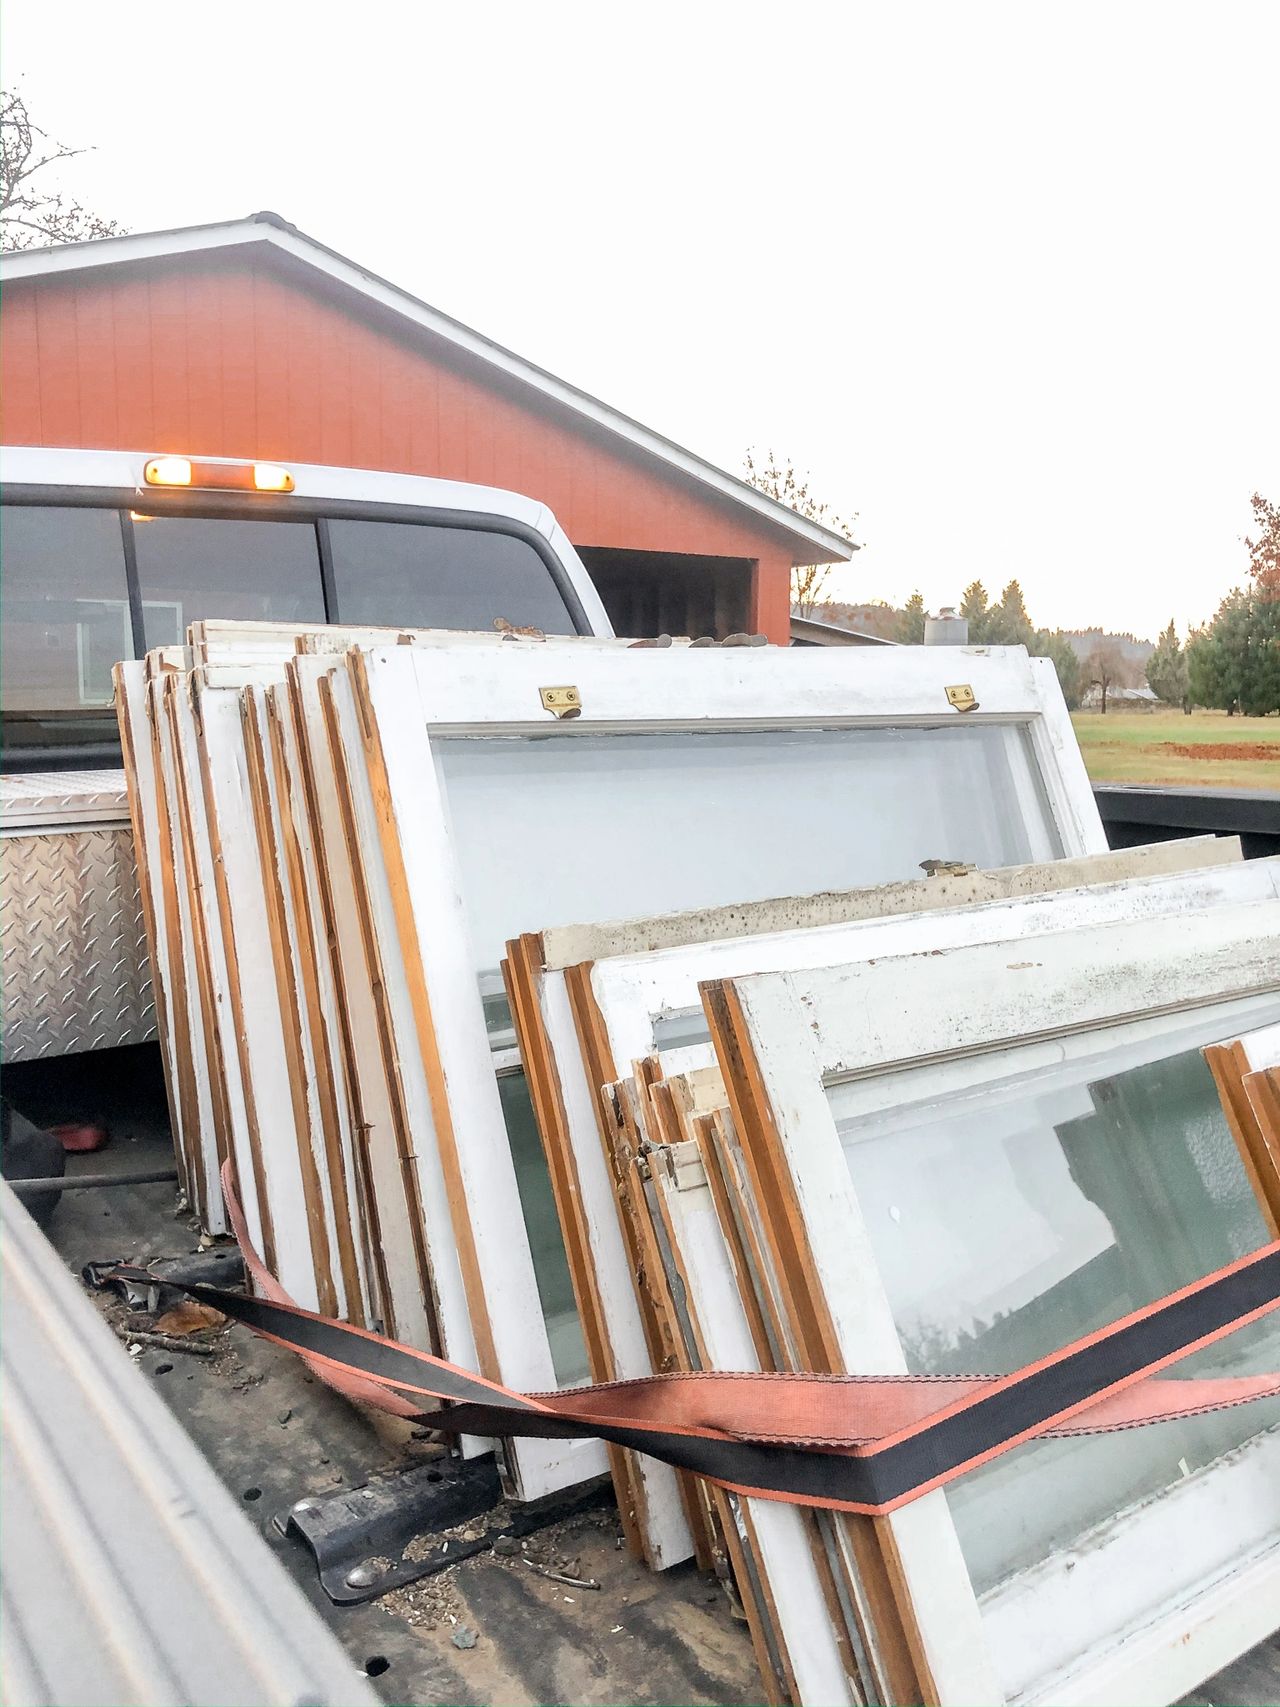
[275,1455,611,1605]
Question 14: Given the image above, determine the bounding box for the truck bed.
[21,1044,756,1707]
[14,1041,1280,1707]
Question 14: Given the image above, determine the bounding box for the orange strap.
[194,1163,1280,1516]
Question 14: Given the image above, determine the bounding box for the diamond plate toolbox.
[1,771,156,1062]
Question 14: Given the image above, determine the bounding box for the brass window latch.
[539,685,582,719]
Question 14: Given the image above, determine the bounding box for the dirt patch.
[377,1505,625,1632]
[1158,741,1280,762]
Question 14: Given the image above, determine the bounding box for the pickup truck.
[0,445,615,1069]
[0,449,767,1706]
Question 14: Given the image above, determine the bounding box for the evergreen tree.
[1145,619,1189,710]
[1187,600,1242,713]
[985,579,1034,646]
[896,591,927,643]
[1031,629,1083,709]
[959,581,991,642]
[1241,596,1280,715]
[1187,589,1280,716]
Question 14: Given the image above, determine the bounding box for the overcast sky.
[5,1,1277,637]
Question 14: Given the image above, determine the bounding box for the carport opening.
[575,547,754,642]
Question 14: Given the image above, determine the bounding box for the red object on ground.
[51,1123,109,1154]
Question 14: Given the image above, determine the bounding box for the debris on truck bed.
[100,618,1280,1705]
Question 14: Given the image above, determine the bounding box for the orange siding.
[0,255,801,640]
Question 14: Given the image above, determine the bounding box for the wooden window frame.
[522,848,1271,1567]
[352,641,1102,1505]
[702,902,1280,1705]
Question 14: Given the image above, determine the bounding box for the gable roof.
[1,212,857,567]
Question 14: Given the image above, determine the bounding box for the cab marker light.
[143,456,193,487]
[142,456,295,494]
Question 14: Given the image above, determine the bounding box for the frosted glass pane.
[829,1000,1280,1598]
[436,723,1059,977]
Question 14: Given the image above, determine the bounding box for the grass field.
[1071,710,1280,790]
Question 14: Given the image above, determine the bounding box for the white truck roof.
[0,446,614,638]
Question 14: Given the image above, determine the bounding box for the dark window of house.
[1,505,132,713]
[327,519,576,633]
[132,516,325,649]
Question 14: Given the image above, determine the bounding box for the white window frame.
[646,1130,861,1706]
[352,641,1103,1505]
[704,902,1280,1705]
[529,850,1276,1566]
[186,668,332,1310]
[115,659,204,1222]
[283,654,445,1362]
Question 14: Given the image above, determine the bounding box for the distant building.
[1079,683,1160,711]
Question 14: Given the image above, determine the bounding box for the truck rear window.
[327,519,575,633]
[0,506,131,712]
[132,515,326,647]
[1,502,581,766]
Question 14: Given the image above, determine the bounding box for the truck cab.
[0,446,613,771]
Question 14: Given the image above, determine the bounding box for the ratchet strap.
[164,1165,1280,1516]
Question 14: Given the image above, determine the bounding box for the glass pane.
[436,723,1059,976]
[829,1000,1280,1599]
[439,720,1058,1386]
[497,1069,589,1386]
[132,516,324,646]
[328,519,575,634]
[0,506,131,711]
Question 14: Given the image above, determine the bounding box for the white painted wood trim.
[241,685,348,1315]
[1237,1023,1280,1071]
[654,1144,858,1705]
[538,973,692,1566]
[287,657,442,1355]
[589,858,1280,1075]
[116,664,206,1219]
[1018,1542,1280,1707]
[987,1431,1280,1705]
[394,639,1090,750]
[191,682,319,1307]
[718,905,1280,1705]
[352,637,1105,1503]
[353,648,609,1498]
[741,899,1280,1079]
[318,664,479,1370]
[151,679,226,1233]
[165,678,259,1252]
[266,679,374,1323]
[539,836,1239,969]
[709,982,1001,1703]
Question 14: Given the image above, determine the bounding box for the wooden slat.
[703,978,936,1707]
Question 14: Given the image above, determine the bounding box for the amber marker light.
[143,455,193,487]
[252,462,295,492]
[141,456,296,494]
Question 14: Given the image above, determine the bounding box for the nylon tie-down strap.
[140,1164,1280,1516]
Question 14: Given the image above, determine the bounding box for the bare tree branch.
[1,86,125,251]
[742,448,860,618]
